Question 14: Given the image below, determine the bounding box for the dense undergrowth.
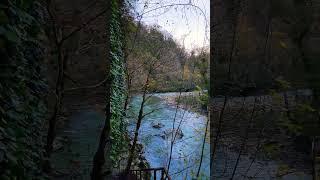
[110,0,128,166]
[0,1,47,179]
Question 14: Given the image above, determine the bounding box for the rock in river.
[151,122,165,129]
[156,128,184,139]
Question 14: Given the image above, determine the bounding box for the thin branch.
[196,117,209,178]
[63,77,108,92]
[141,107,163,119]
[63,72,80,85]
[138,3,209,41]
[59,8,108,45]
[230,98,257,180]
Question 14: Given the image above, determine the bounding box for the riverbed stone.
[158,128,184,139]
[151,122,165,128]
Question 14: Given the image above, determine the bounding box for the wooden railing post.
[128,167,170,180]
[161,169,164,180]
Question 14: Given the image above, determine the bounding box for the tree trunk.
[44,43,65,172]
[211,0,240,171]
[91,97,111,179]
[125,72,150,174]
[230,98,256,179]
[196,118,209,178]
[91,1,111,178]
[167,91,183,173]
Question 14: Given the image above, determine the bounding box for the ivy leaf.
[16,8,34,25]
[0,27,20,43]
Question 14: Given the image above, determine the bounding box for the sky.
[132,0,210,52]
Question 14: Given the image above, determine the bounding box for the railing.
[129,167,171,180]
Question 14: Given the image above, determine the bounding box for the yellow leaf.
[280,41,287,49]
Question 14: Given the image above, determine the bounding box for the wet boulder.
[161,128,184,139]
[151,122,165,129]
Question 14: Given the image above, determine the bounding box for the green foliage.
[275,77,291,90]
[0,0,47,179]
[195,86,208,109]
[175,89,208,114]
[291,103,319,136]
[109,0,127,166]
[276,164,291,177]
[262,142,280,159]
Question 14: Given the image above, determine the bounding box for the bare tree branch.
[63,77,108,92]
[59,8,108,45]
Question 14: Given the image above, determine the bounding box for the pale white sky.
[132,0,210,52]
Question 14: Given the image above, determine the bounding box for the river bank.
[153,91,208,116]
[153,91,312,179]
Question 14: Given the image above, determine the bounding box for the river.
[127,92,312,180]
[127,93,210,179]
[49,91,311,179]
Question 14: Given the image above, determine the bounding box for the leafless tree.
[43,0,109,172]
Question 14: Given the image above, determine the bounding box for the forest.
[0,0,320,180]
